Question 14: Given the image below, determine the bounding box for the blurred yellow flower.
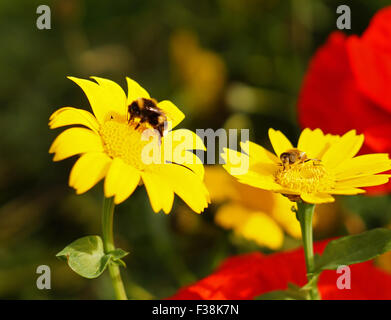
[378,251,391,274]
[222,128,391,204]
[49,76,209,213]
[215,203,285,250]
[170,30,226,113]
[205,166,300,250]
[377,224,391,274]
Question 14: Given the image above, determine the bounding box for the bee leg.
[304,158,321,166]
[310,158,321,165]
[127,112,134,123]
[312,160,322,166]
[135,119,142,129]
[157,124,164,137]
[135,116,147,129]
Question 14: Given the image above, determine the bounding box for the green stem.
[296,202,320,300]
[102,196,128,300]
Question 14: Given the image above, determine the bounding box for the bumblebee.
[127,98,167,137]
[279,148,320,170]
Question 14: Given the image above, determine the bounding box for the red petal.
[168,239,391,300]
[298,10,391,193]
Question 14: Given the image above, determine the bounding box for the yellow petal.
[68,77,112,124]
[215,203,284,250]
[297,128,330,160]
[157,100,185,128]
[268,128,294,157]
[221,142,282,192]
[126,77,150,104]
[222,147,278,180]
[157,164,210,214]
[166,129,206,150]
[162,186,175,214]
[221,148,251,176]
[215,203,249,229]
[162,129,205,165]
[336,174,391,188]
[162,131,205,180]
[327,188,366,195]
[180,151,205,179]
[249,161,279,177]
[317,133,341,159]
[239,140,279,164]
[301,193,335,204]
[49,127,103,161]
[90,77,128,119]
[141,172,162,213]
[69,152,111,194]
[298,128,319,153]
[204,166,238,203]
[233,171,283,191]
[322,130,364,168]
[141,170,175,214]
[240,212,284,250]
[49,107,100,133]
[104,158,141,204]
[269,193,301,239]
[333,153,391,179]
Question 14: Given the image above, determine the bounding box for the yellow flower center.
[99,119,160,170]
[274,161,335,193]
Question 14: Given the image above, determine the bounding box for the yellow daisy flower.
[49,76,210,213]
[222,128,391,204]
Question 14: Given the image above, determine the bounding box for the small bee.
[127,98,167,137]
[279,148,320,170]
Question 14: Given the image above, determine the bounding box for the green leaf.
[255,283,308,300]
[112,258,127,268]
[107,248,129,261]
[107,248,129,268]
[56,236,129,279]
[314,228,391,273]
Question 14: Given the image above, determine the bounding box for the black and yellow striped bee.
[127,98,167,137]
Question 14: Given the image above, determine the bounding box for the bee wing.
[143,105,161,113]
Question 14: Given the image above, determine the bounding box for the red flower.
[168,239,391,300]
[298,6,391,193]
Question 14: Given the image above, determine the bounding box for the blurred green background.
[1,0,391,299]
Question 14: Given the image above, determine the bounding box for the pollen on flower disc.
[99,120,159,170]
[274,161,335,193]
